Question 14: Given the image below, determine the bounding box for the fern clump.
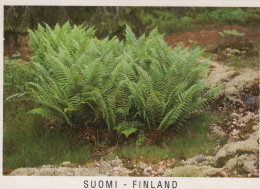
[26,22,221,137]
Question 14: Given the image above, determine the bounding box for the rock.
[214,144,222,154]
[225,154,257,173]
[41,165,55,168]
[99,160,112,174]
[9,168,29,176]
[216,133,259,159]
[138,161,149,170]
[54,167,74,176]
[59,161,74,167]
[231,129,240,136]
[163,165,222,177]
[38,167,57,176]
[79,168,100,176]
[211,125,227,137]
[252,124,259,131]
[185,155,216,167]
[8,157,130,176]
[251,78,259,96]
[27,168,40,176]
[109,167,132,176]
[73,168,85,176]
[243,94,259,110]
[111,156,123,167]
[206,61,260,106]
[185,155,205,165]
[251,169,259,177]
[241,112,258,123]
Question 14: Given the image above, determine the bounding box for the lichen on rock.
[163,165,222,177]
[216,132,259,159]
[225,154,257,173]
[206,61,260,106]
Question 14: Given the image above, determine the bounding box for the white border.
[1,1,260,189]
[1,0,260,7]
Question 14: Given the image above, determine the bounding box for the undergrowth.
[105,111,220,164]
[3,105,93,170]
[4,23,222,169]
[220,43,260,68]
[4,56,92,170]
[19,22,221,140]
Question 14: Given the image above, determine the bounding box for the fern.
[24,22,221,136]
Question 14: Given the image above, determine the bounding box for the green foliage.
[23,22,220,137]
[105,112,219,163]
[135,131,145,148]
[219,43,260,68]
[5,7,260,37]
[143,8,260,34]
[4,54,92,171]
[3,106,92,169]
[216,30,247,59]
[4,56,35,99]
[142,8,194,33]
[206,8,260,27]
[213,29,259,64]
[218,29,245,37]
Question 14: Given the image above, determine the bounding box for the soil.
[164,25,260,51]
[4,33,33,61]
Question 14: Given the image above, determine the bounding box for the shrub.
[4,55,35,100]
[24,22,220,138]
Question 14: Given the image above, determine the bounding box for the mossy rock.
[163,165,222,177]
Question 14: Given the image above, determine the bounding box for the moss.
[241,112,258,124]
[184,155,216,166]
[252,124,259,131]
[206,61,260,105]
[215,133,259,159]
[163,165,222,177]
[225,154,257,175]
[215,154,234,168]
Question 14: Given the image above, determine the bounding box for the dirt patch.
[165,25,260,51]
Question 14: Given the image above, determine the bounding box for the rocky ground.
[7,61,259,177]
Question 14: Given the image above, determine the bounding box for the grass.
[3,103,93,170]
[4,99,220,170]
[3,55,221,169]
[201,51,260,69]
[105,111,220,164]
[191,41,260,69]
[3,55,223,171]
[221,53,260,68]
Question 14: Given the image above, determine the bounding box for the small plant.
[218,29,245,37]
[11,52,21,58]
[16,22,220,140]
[214,29,255,62]
[223,48,246,59]
[135,131,145,148]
